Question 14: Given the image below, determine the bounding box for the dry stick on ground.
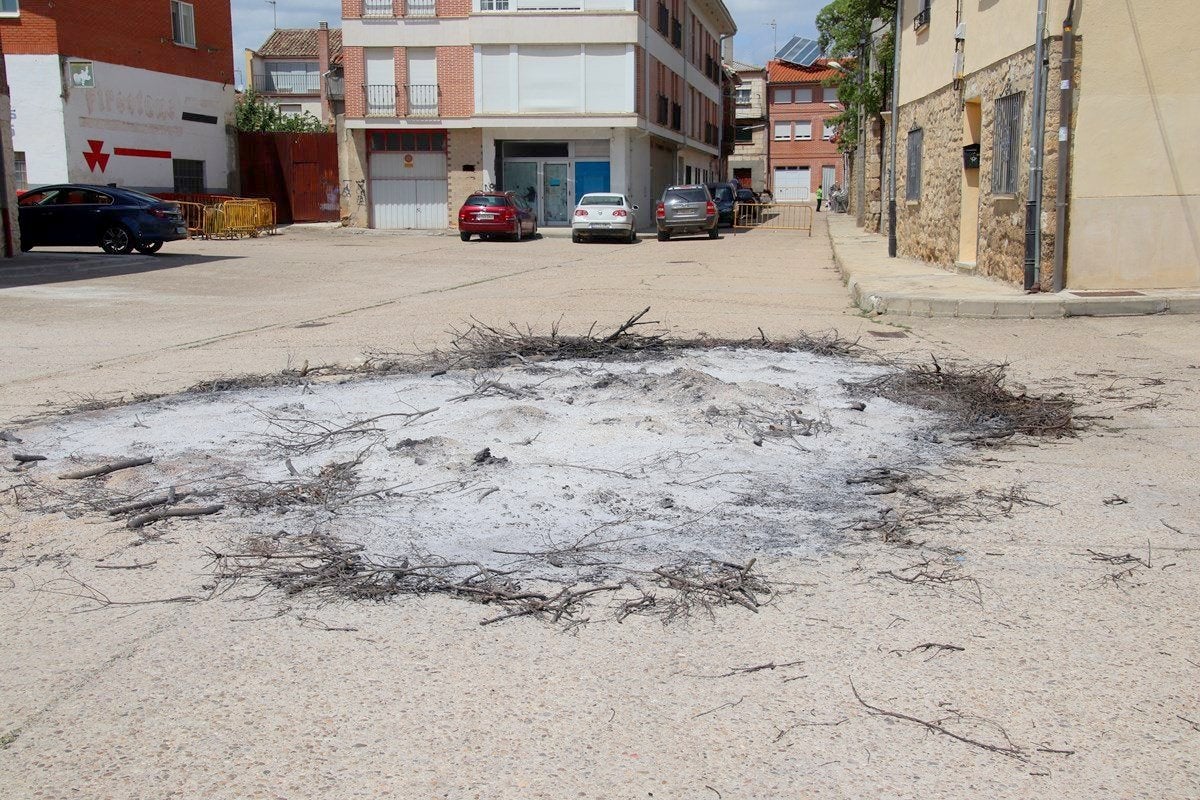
[59,457,153,480]
[697,660,805,678]
[12,453,46,463]
[106,489,192,516]
[126,503,224,530]
[849,678,1029,762]
[95,560,157,570]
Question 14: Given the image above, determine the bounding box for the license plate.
[476,213,494,220]
[590,223,611,228]
[176,226,187,235]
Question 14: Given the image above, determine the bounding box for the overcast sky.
[231,0,825,84]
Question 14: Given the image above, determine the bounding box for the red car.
[457,191,538,242]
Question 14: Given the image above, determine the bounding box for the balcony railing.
[365,84,397,116]
[406,0,436,15]
[656,2,668,34]
[914,5,930,31]
[252,73,320,94]
[671,18,682,49]
[406,84,439,117]
[363,0,393,15]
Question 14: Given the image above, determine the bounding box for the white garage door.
[774,167,810,202]
[370,152,448,229]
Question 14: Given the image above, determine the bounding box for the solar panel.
[775,35,823,67]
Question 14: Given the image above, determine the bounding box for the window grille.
[992,92,1024,194]
[172,159,205,194]
[905,127,923,201]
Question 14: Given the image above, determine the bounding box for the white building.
[339,0,737,229]
[0,0,236,194]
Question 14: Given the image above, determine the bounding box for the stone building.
[725,58,766,194]
[889,0,1198,290]
[337,0,736,231]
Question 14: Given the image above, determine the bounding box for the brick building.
[338,0,736,230]
[765,58,843,202]
[0,0,236,193]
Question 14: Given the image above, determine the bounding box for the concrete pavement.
[827,213,1200,318]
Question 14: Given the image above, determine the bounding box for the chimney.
[721,37,733,63]
[317,21,331,124]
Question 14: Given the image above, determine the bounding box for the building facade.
[765,58,843,202]
[890,0,1198,289]
[245,24,344,124]
[725,58,766,194]
[0,0,237,194]
[338,0,736,230]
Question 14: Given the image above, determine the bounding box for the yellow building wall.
[1067,0,1200,288]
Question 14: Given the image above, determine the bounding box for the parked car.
[571,193,638,243]
[736,188,761,205]
[655,184,718,241]
[704,181,740,226]
[735,188,764,224]
[17,184,187,254]
[457,191,538,241]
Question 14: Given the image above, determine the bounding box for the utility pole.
[887,1,902,257]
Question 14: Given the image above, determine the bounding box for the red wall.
[0,0,234,84]
[768,82,844,190]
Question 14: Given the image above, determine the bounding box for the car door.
[49,188,99,246]
[17,188,61,245]
[68,189,116,246]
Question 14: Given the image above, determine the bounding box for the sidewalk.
[826,214,1200,318]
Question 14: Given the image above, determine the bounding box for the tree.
[235,90,328,133]
[816,0,895,151]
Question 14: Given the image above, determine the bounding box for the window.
[370,131,446,151]
[0,0,18,15]
[773,121,791,140]
[905,127,923,201]
[13,152,25,191]
[794,87,812,103]
[795,120,812,140]
[173,158,205,194]
[264,62,319,93]
[914,0,931,31]
[774,88,792,104]
[56,189,112,205]
[363,0,392,14]
[480,0,510,9]
[823,120,837,140]
[406,0,436,16]
[170,1,195,47]
[277,104,303,117]
[734,126,753,143]
[735,87,751,106]
[992,92,1024,195]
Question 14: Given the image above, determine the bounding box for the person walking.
[815,185,824,212]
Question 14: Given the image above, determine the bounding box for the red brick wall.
[343,0,364,17]
[634,46,644,116]
[767,80,844,190]
[394,47,408,115]
[0,0,234,83]
[437,0,471,16]
[436,46,472,117]
[344,45,365,116]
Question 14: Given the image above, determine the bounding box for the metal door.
[774,167,810,201]
[370,152,447,229]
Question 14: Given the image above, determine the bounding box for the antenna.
[266,0,277,30]
[764,19,777,56]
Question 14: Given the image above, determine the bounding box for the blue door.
[574,161,611,204]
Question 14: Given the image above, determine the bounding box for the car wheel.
[134,240,163,255]
[460,231,471,242]
[627,228,637,244]
[100,224,134,255]
[572,231,582,244]
[708,226,719,240]
[657,230,669,242]
[513,221,523,242]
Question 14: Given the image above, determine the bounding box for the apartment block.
[765,58,843,202]
[0,0,236,193]
[245,23,344,124]
[725,58,765,194]
[338,0,736,229]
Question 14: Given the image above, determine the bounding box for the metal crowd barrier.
[159,197,278,239]
[733,202,814,235]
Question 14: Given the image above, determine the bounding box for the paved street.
[1,220,1198,799]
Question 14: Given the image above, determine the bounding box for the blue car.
[18,184,188,255]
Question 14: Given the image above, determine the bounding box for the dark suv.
[704,181,739,226]
[655,184,718,241]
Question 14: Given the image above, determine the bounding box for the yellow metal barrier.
[734,202,813,235]
[173,201,206,238]
[165,197,280,240]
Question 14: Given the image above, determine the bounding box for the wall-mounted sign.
[404,154,414,168]
[68,61,95,88]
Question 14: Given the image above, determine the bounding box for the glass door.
[542,162,570,224]
[503,161,539,211]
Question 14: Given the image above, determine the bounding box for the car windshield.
[666,188,708,203]
[711,186,734,202]
[580,195,624,206]
[464,194,509,207]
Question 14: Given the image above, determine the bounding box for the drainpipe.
[1051,0,1076,292]
[719,34,730,176]
[1023,0,1049,290]
[887,0,902,257]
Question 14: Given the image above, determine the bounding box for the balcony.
[363,0,393,16]
[251,73,320,95]
[365,84,397,116]
[406,0,436,16]
[406,84,439,117]
[914,5,930,31]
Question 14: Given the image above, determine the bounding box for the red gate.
[237,132,339,224]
